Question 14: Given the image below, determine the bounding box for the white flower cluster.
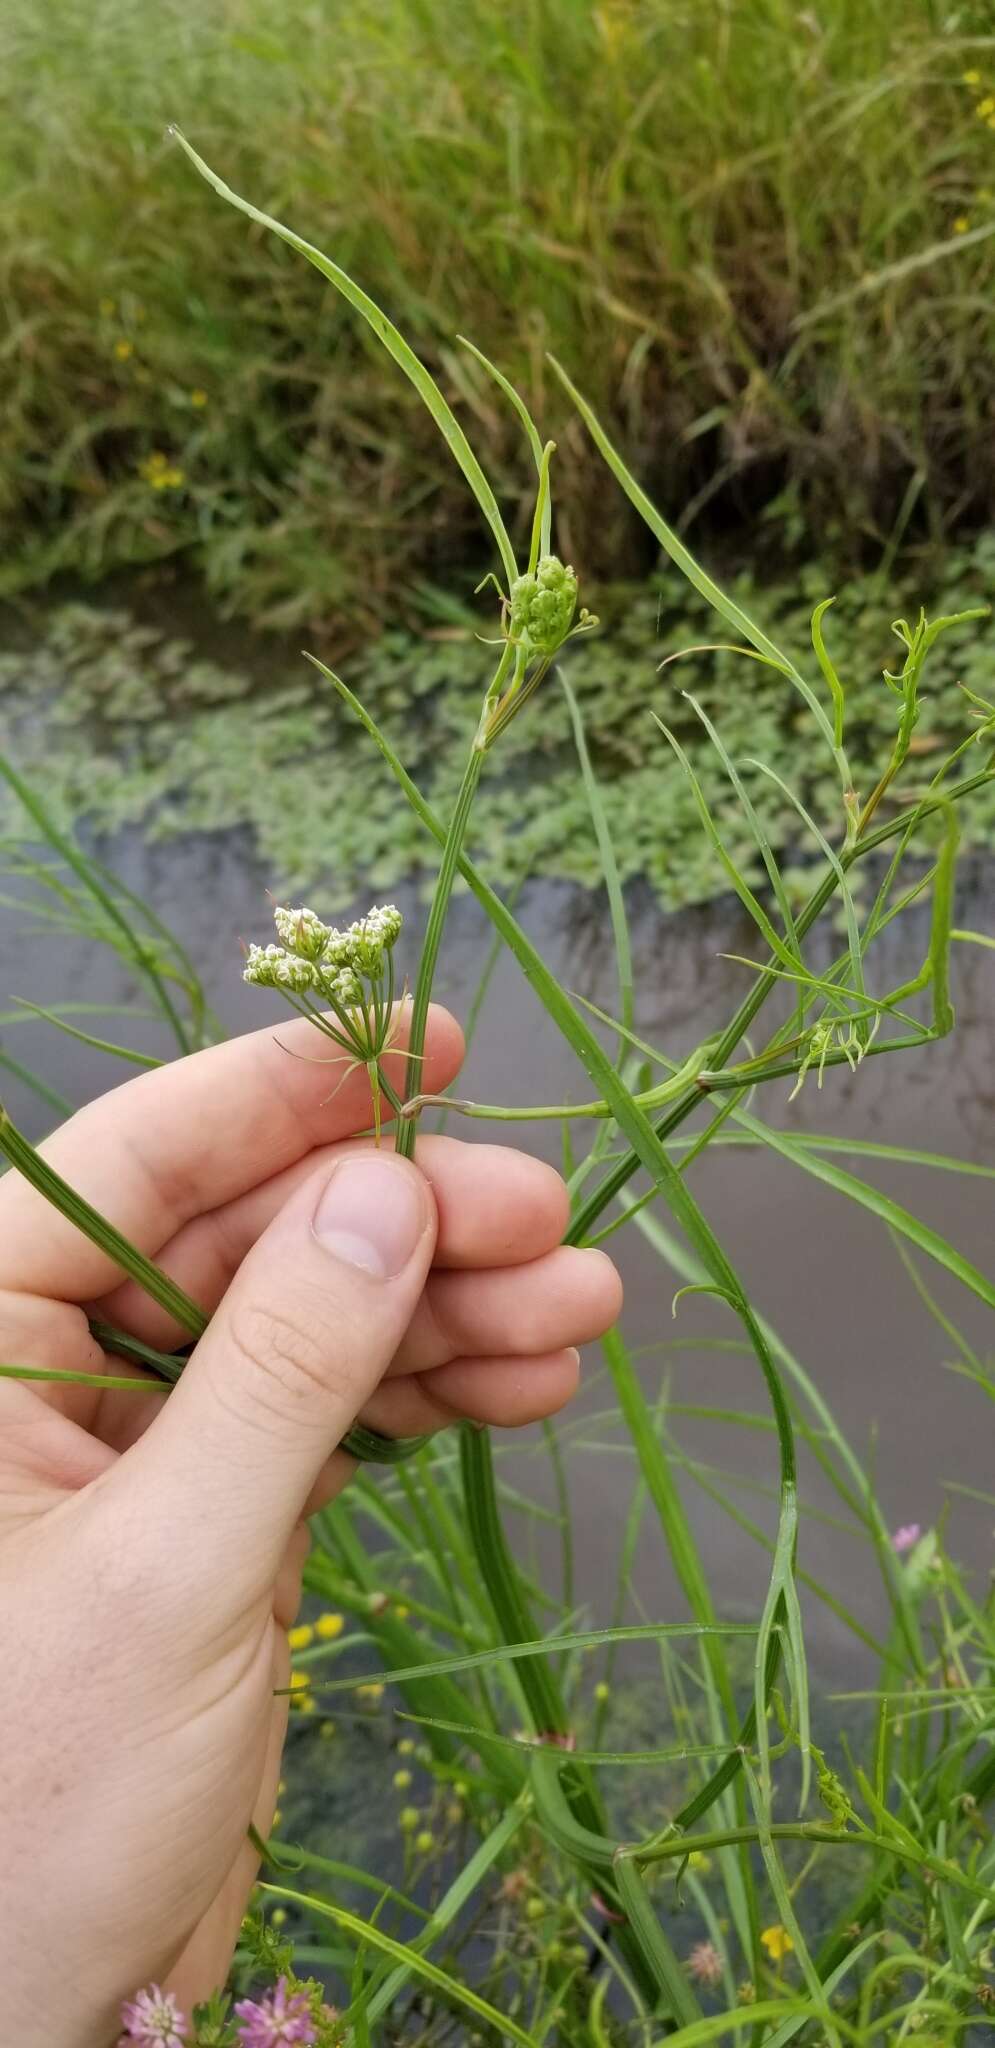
[243,902,403,1004]
[322,903,403,977]
[242,942,316,994]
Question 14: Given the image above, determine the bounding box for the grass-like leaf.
[171,132,518,590]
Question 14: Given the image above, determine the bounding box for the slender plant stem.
[395,747,484,1158]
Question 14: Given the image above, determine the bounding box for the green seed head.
[508,555,578,656]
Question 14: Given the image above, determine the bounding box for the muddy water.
[3,825,995,1675]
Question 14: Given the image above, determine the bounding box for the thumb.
[123,1150,436,1601]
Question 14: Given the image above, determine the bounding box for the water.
[3,821,994,1678]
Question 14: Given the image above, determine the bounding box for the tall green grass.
[3,0,995,627]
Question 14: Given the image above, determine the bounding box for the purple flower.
[234,1977,317,2046]
[893,1523,921,1556]
[118,1985,189,2047]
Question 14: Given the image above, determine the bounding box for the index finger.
[0,1002,464,1302]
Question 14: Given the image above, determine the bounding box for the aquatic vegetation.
[4,531,995,909]
[3,139,995,2045]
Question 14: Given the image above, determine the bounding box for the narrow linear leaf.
[10,997,162,1068]
[733,1106,995,1312]
[171,132,517,588]
[261,1884,541,2047]
[0,1105,206,1336]
[296,1621,757,1696]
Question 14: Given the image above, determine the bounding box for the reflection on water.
[3,825,995,1672]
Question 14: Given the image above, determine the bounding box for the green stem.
[0,751,193,1054]
[567,766,993,1244]
[395,747,484,1157]
[0,1104,206,1337]
[317,662,802,1855]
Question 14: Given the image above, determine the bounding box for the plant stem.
[567,766,993,1244]
[395,747,484,1159]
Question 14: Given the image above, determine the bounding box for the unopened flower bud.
[273,954,316,993]
[326,965,363,1009]
[243,942,314,994]
[273,903,332,960]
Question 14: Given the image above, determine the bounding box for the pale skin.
[0,1004,622,2047]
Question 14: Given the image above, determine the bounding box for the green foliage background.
[3,0,995,629]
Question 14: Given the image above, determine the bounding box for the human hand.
[0,1005,620,2046]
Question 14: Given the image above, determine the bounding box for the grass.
[4,142,995,2045]
[3,0,995,629]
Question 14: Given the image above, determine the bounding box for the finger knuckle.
[224,1294,353,1418]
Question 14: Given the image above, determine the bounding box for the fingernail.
[312,1157,427,1278]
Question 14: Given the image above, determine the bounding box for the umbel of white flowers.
[242,903,405,1135]
[244,902,403,1000]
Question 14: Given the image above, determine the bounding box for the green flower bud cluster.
[508,555,579,656]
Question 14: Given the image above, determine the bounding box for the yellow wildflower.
[963,69,982,87]
[397,1738,415,1756]
[137,450,185,491]
[761,1923,794,1963]
[190,388,208,407]
[271,1908,287,1927]
[394,1604,410,1621]
[114,338,133,360]
[688,1850,713,1873]
[288,1624,313,1652]
[289,1669,310,1691]
[594,1681,610,1703]
[354,1681,385,1704]
[414,1830,434,1854]
[298,1695,316,1715]
[399,1806,419,1832]
[954,216,971,234]
[393,1768,413,1790]
[316,1612,344,1640]
[977,95,995,116]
